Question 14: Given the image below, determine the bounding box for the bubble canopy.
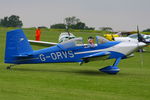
[57,36,110,49]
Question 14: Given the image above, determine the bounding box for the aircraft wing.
[28,40,57,46]
[81,51,110,62]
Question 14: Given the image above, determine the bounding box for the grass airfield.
[0,28,150,100]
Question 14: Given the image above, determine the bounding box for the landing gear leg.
[99,57,122,74]
[6,64,18,69]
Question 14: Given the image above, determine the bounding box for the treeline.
[51,16,94,30]
[0,15,23,27]
[143,28,150,32]
[50,22,94,30]
[0,15,150,32]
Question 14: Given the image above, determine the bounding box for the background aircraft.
[104,27,150,52]
[114,27,150,52]
[104,26,150,44]
[5,29,146,74]
[29,32,76,46]
[114,33,150,43]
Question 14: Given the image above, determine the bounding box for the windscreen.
[60,37,83,49]
[96,36,109,44]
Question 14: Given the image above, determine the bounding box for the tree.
[50,16,95,30]
[143,28,150,32]
[64,16,80,27]
[64,16,94,30]
[0,17,9,27]
[99,27,113,31]
[85,26,95,30]
[50,23,66,29]
[70,22,86,29]
[0,15,23,27]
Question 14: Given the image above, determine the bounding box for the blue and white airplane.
[4,29,146,74]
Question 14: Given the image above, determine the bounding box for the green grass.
[0,28,150,100]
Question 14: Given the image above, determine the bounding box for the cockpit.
[57,36,110,49]
[57,37,84,49]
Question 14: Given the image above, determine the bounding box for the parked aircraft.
[28,32,76,46]
[114,33,150,43]
[4,29,146,74]
[105,26,150,44]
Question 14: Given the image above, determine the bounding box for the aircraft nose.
[137,42,146,48]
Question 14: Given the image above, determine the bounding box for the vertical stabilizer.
[5,29,33,63]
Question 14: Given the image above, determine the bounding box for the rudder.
[5,29,33,63]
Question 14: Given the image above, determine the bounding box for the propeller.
[111,32,115,41]
[137,26,145,43]
[136,26,144,69]
[137,26,150,44]
[65,25,70,36]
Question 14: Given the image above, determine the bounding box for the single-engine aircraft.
[4,29,147,74]
[114,33,150,43]
[114,28,150,51]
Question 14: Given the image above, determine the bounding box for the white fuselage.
[107,42,146,56]
[75,42,146,57]
[114,34,150,43]
[114,37,138,43]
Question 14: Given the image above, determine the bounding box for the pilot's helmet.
[88,36,94,39]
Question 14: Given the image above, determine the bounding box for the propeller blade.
[137,26,145,42]
[66,25,70,36]
[137,26,141,42]
[137,26,139,34]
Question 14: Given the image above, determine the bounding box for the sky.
[0,0,150,31]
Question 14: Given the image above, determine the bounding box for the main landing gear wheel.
[99,66,120,74]
[6,66,11,69]
[99,57,121,74]
[6,65,12,69]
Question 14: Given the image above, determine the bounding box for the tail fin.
[5,29,33,63]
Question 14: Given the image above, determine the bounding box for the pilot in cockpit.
[88,36,95,47]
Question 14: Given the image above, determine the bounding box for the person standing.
[35,27,41,41]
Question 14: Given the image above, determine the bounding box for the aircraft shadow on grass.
[12,67,138,76]
[13,68,107,76]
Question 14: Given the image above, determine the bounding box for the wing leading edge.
[81,51,110,63]
[28,40,57,46]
